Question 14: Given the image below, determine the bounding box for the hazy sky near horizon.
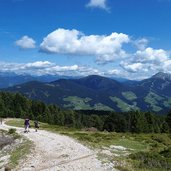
[0,0,171,79]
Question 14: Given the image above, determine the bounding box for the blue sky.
[0,0,171,79]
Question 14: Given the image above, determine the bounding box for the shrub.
[129,151,171,170]
[160,147,171,158]
[8,128,16,134]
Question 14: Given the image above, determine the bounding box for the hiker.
[0,118,2,124]
[34,120,39,132]
[24,118,30,133]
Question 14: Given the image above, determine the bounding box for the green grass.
[144,92,163,112]
[93,103,113,111]
[63,132,149,151]
[63,96,92,110]
[6,119,26,128]
[63,96,113,111]
[163,99,171,108]
[110,96,132,112]
[122,91,137,101]
[9,138,32,169]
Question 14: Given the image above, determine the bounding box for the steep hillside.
[138,72,171,97]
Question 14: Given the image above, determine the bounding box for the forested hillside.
[0,92,171,133]
[4,73,171,113]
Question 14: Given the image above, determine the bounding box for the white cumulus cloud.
[120,62,143,73]
[40,28,130,64]
[134,38,149,50]
[135,47,168,63]
[24,61,53,69]
[86,0,109,11]
[0,61,101,76]
[120,47,171,77]
[15,35,36,49]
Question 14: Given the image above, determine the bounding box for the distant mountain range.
[1,72,171,114]
[0,72,78,88]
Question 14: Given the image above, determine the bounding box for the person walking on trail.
[24,118,30,133]
[34,120,39,132]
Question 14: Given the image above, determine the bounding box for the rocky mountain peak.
[152,72,171,80]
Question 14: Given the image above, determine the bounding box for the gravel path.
[0,122,115,171]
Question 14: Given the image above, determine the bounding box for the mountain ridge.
[152,72,171,80]
[2,72,171,114]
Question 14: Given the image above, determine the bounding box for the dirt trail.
[0,122,115,171]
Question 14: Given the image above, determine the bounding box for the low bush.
[160,147,171,158]
[8,128,16,134]
[129,151,171,170]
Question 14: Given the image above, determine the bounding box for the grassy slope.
[110,96,132,112]
[144,92,163,112]
[122,91,137,101]
[63,96,113,111]
[63,96,92,110]
[6,119,171,171]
